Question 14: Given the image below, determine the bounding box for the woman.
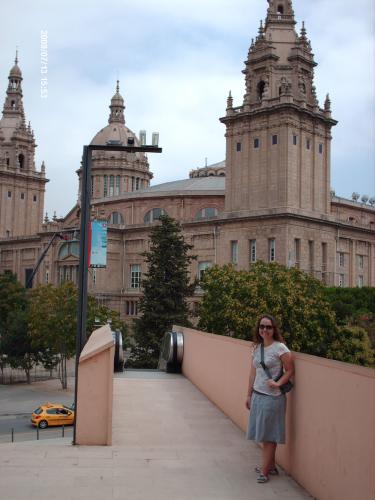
[245,314,294,483]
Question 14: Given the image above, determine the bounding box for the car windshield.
[34,407,43,415]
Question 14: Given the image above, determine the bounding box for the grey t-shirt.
[252,341,290,396]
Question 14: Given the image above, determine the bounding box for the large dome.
[90,123,140,147]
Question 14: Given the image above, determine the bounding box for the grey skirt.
[246,391,286,444]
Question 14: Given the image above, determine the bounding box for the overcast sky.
[0,0,374,217]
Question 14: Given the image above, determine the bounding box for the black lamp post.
[73,142,162,445]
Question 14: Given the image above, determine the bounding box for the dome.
[9,63,22,78]
[90,123,140,147]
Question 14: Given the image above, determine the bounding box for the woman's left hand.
[267,379,279,389]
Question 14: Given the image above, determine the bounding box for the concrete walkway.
[0,371,312,500]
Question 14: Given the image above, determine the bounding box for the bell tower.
[0,54,48,237]
[221,0,337,217]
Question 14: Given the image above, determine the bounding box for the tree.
[29,281,127,388]
[0,272,39,382]
[326,326,374,367]
[128,215,196,368]
[197,262,371,363]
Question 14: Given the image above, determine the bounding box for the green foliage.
[324,287,375,325]
[128,215,196,368]
[198,262,336,356]
[326,326,374,367]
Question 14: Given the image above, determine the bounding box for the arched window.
[108,212,124,225]
[144,208,166,223]
[257,81,266,100]
[277,5,284,14]
[195,207,218,220]
[58,241,79,260]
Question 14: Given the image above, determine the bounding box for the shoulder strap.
[260,343,283,381]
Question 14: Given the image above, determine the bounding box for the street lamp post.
[73,142,162,445]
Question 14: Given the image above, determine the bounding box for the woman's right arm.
[245,356,256,410]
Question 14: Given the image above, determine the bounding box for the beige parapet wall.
[75,325,114,445]
[176,325,375,500]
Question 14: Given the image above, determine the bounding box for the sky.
[0,0,374,217]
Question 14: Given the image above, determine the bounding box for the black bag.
[260,344,293,394]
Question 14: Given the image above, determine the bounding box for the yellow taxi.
[31,402,75,429]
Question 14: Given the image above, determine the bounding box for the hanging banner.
[90,220,107,268]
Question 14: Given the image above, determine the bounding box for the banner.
[90,220,107,268]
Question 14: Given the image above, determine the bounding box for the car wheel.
[38,420,48,429]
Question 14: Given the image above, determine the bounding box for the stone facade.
[0,1,374,326]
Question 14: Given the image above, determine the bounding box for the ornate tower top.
[108,80,125,124]
[2,52,25,125]
[265,0,296,26]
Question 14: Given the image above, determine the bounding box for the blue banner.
[90,220,107,268]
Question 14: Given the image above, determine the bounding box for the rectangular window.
[269,238,276,262]
[135,177,140,190]
[131,177,135,191]
[308,240,314,272]
[319,143,323,154]
[59,267,64,284]
[358,255,364,269]
[338,252,345,267]
[254,138,260,148]
[21,192,25,199]
[230,240,238,265]
[198,261,212,281]
[357,275,364,288]
[249,239,257,263]
[236,142,241,152]
[126,300,138,316]
[33,195,37,202]
[8,191,11,198]
[130,264,141,288]
[25,268,33,288]
[294,239,301,268]
[109,175,114,196]
[338,274,345,287]
[293,135,297,145]
[115,176,120,195]
[45,270,49,284]
[272,135,278,145]
[306,139,311,150]
[104,175,108,197]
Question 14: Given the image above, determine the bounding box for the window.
[131,177,135,191]
[33,195,37,202]
[21,192,24,199]
[136,177,140,190]
[269,238,276,262]
[230,241,238,264]
[306,139,311,150]
[236,142,241,152]
[338,252,345,267]
[195,207,218,220]
[115,176,120,195]
[25,268,33,288]
[338,274,345,287]
[308,240,314,272]
[7,191,11,198]
[257,80,266,100]
[319,143,323,154]
[126,300,138,316]
[108,212,124,225]
[294,239,301,268]
[109,175,114,196]
[104,175,108,197]
[357,275,364,288]
[272,135,278,145]
[293,135,297,145]
[254,138,260,148]
[58,242,79,260]
[198,261,212,281]
[130,264,141,288]
[358,255,364,269]
[249,239,257,263]
[45,270,49,284]
[144,208,166,223]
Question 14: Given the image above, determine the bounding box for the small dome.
[9,63,22,77]
[90,123,140,147]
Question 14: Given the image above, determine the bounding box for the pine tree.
[129,215,196,368]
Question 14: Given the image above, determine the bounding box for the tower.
[221,0,336,217]
[0,54,48,237]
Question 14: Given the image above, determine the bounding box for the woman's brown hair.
[253,314,285,344]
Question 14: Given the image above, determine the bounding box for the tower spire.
[108,80,125,124]
[2,55,25,121]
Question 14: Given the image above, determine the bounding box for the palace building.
[1,0,374,325]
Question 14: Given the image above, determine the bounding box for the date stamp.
[40,30,48,98]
